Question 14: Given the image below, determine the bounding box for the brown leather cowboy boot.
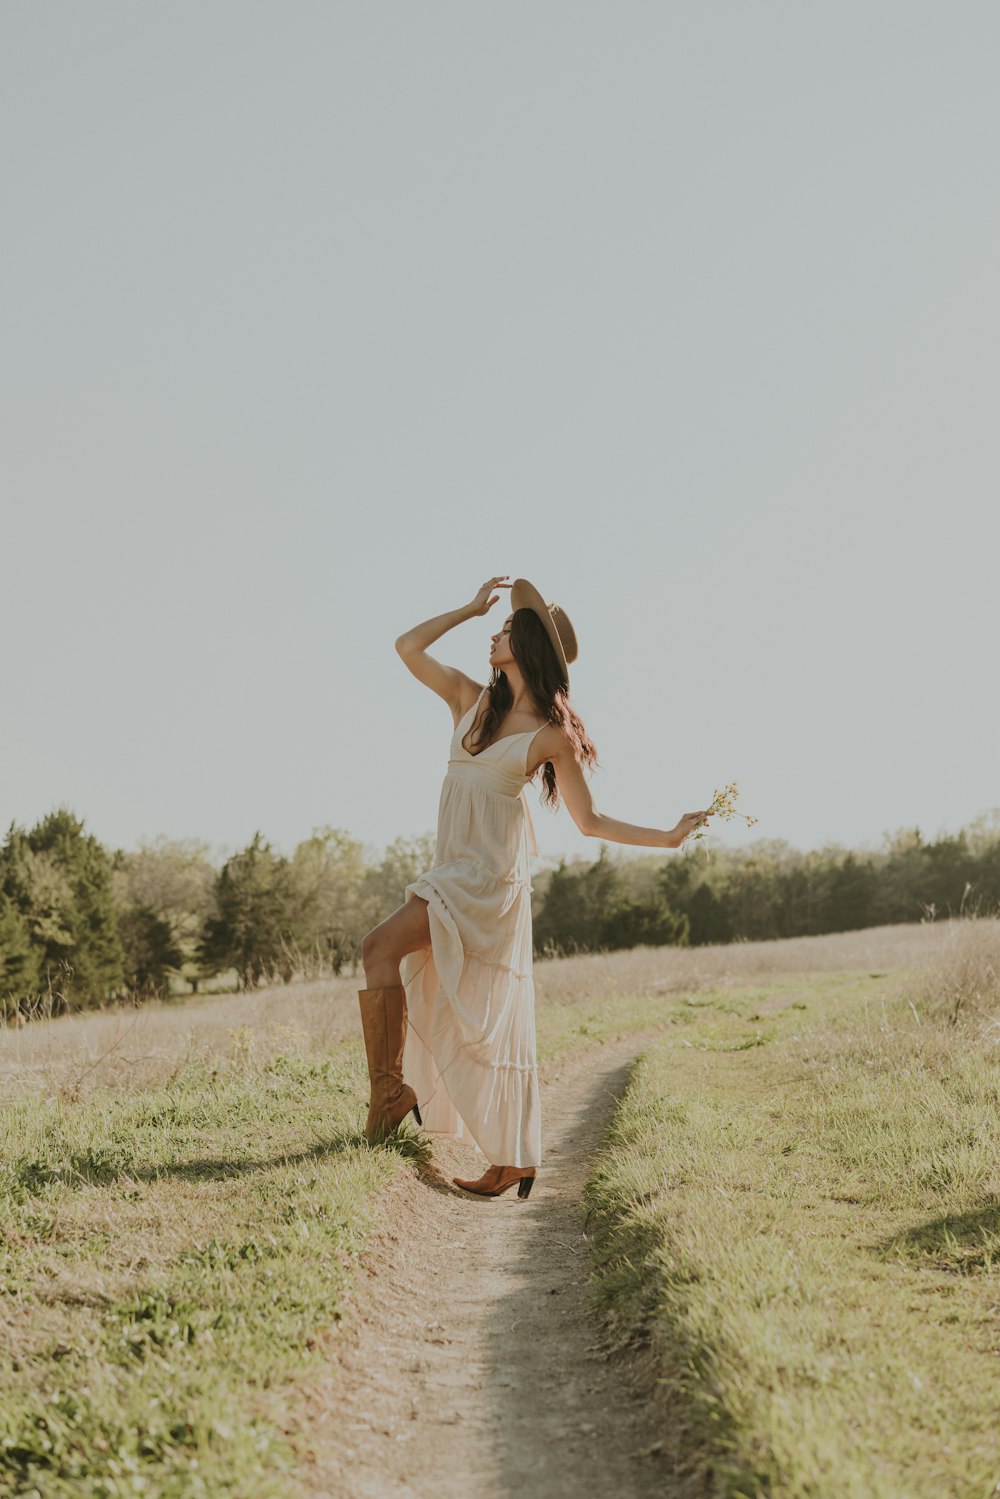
[357,984,422,1143]
[452,1164,536,1198]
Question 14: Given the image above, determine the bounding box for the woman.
[358,575,710,1199]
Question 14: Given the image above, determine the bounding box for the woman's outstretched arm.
[543,733,710,850]
[395,576,511,713]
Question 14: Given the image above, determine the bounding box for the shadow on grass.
[134,1123,433,1183]
[5,1121,431,1197]
[878,1202,1000,1274]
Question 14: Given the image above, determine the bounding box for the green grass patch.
[533,975,814,1063]
[585,973,1000,1498]
[0,1041,421,1497]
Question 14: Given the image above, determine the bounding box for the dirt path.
[297,1036,671,1498]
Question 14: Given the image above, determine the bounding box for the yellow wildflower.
[690,781,758,843]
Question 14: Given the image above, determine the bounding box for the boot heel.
[412,1102,422,1126]
[518,1175,534,1199]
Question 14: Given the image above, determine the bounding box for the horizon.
[7,798,1000,872]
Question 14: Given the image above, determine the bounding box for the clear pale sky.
[2,4,997,869]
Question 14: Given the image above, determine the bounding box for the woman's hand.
[466,576,512,618]
[672,810,712,846]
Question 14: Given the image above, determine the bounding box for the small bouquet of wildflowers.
[688,781,758,848]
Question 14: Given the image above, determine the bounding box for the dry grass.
[914,913,1000,1037]
[533,919,959,1004]
[0,980,357,1102]
[0,921,977,1101]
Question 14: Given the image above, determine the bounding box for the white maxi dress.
[400,689,542,1169]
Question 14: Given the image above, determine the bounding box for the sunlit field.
[0,921,969,1102]
[585,918,1000,1498]
[1,920,996,1494]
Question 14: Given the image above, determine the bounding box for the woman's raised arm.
[395,576,511,716]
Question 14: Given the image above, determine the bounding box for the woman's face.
[489,614,516,670]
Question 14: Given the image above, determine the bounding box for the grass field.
[0,919,993,1495]
[0,1044,418,1496]
[585,923,1000,1498]
[0,921,957,1102]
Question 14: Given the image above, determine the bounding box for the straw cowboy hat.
[510,578,578,681]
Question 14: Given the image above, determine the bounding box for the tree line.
[533,815,1000,955]
[2,807,998,1012]
[0,810,433,1013]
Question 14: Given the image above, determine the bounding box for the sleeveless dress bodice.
[399,691,543,1167]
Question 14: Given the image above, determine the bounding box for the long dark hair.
[467,608,598,809]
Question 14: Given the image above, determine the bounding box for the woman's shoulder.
[530,721,572,756]
[524,720,576,780]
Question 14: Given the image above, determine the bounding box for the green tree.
[112,837,217,993]
[686,882,734,946]
[534,845,688,955]
[360,833,437,925]
[116,905,185,997]
[0,894,41,1010]
[200,833,295,987]
[873,828,928,924]
[601,891,689,950]
[288,826,370,975]
[532,855,594,955]
[824,852,878,932]
[1,811,124,1007]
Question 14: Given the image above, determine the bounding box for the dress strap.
[458,686,489,752]
[455,686,488,740]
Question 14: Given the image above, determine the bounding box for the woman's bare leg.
[356,897,431,1142]
[361,896,432,989]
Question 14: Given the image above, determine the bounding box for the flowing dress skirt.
[399,713,541,1168]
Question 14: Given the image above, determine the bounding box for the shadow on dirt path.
[483,1051,668,1497]
[298,1036,674,1498]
